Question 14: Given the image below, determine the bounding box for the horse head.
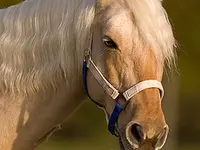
[84,0,175,149]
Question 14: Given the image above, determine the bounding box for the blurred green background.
[0,0,199,150]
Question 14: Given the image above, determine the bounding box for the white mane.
[0,0,96,97]
[126,0,176,67]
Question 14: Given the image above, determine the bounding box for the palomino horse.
[0,0,176,149]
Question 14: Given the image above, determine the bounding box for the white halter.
[85,49,164,102]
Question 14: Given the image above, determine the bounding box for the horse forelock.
[95,0,176,70]
[124,0,176,69]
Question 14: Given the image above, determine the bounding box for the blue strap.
[83,60,123,136]
[82,60,103,107]
[108,102,124,136]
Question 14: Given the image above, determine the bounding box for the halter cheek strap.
[86,57,120,99]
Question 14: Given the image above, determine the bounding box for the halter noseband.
[82,33,164,136]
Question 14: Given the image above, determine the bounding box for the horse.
[0,0,176,149]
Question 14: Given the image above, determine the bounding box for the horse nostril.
[155,125,169,149]
[131,123,144,143]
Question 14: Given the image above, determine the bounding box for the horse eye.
[103,38,117,49]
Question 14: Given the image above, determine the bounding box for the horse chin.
[119,139,126,150]
[119,138,133,150]
[119,138,156,150]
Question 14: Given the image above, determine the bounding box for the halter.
[82,33,164,136]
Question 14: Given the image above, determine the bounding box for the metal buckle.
[84,48,91,62]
